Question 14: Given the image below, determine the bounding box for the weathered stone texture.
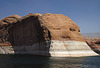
[84,37,100,53]
[0,13,98,57]
[0,13,84,44]
[39,13,84,41]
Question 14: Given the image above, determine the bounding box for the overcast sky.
[0,0,100,33]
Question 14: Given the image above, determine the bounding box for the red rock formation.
[0,13,84,45]
[39,13,84,41]
[0,13,98,57]
[84,37,100,53]
[0,15,21,42]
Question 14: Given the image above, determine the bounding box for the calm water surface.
[0,55,100,68]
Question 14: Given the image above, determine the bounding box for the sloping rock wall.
[0,13,98,57]
[84,37,100,53]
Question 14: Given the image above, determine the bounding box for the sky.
[0,0,100,33]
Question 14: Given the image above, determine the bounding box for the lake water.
[0,55,100,68]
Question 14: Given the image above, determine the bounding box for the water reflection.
[0,55,100,68]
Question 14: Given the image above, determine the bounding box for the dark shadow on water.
[0,55,100,68]
[0,54,51,68]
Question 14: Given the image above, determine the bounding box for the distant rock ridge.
[82,32,100,38]
[0,13,98,57]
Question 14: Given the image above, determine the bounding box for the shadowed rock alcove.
[8,16,51,55]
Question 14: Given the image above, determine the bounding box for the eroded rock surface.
[0,13,98,57]
[84,37,100,53]
[39,13,84,41]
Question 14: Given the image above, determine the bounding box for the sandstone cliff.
[84,37,100,53]
[0,13,98,57]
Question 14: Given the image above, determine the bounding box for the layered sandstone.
[0,13,98,57]
[84,37,100,53]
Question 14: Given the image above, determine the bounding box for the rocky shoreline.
[0,13,98,57]
[0,40,98,57]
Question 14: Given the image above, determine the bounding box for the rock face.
[0,13,98,57]
[84,37,100,53]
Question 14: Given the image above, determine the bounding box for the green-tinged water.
[0,55,100,68]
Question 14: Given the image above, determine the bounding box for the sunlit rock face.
[40,13,83,41]
[0,13,98,57]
